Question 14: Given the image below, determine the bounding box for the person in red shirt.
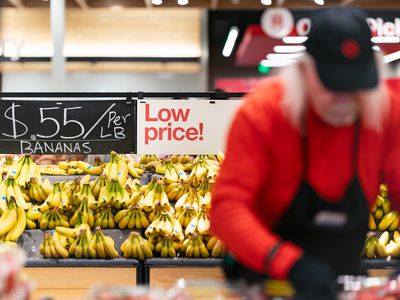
[210,7,399,299]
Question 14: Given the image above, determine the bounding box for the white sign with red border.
[137,100,242,154]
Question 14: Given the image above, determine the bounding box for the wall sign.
[0,99,136,154]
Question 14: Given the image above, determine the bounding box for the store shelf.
[145,258,223,267]
[26,257,139,267]
[362,259,400,269]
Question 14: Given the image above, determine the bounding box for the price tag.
[0,100,136,154]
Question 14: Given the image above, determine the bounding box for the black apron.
[223,122,369,284]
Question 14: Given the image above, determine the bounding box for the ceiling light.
[260,59,296,67]
[372,46,381,51]
[274,45,306,53]
[371,36,400,43]
[261,0,272,5]
[222,26,239,57]
[314,0,324,5]
[178,0,189,5]
[384,50,400,63]
[267,53,304,60]
[152,0,163,5]
[282,36,308,44]
[110,5,123,10]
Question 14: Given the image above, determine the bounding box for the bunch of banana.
[181,233,209,258]
[39,208,70,230]
[58,160,85,175]
[206,236,225,258]
[68,228,95,259]
[363,233,388,259]
[89,175,108,199]
[148,202,175,222]
[102,151,128,185]
[165,180,191,201]
[114,205,149,230]
[26,205,41,229]
[127,161,145,178]
[145,212,182,239]
[143,160,166,175]
[188,156,220,183]
[8,155,41,188]
[175,206,198,229]
[91,227,119,259]
[141,180,173,212]
[74,183,97,210]
[75,160,103,175]
[128,186,145,207]
[197,178,214,209]
[163,161,187,183]
[153,235,179,258]
[70,198,95,228]
[175,188,202,213]
[121,231,153,259]
[39,182,69,213]
[125,178,142,194]
[94,205,115,229]
[40,232,69,258]
[371,194,391,223]
[28,177,52,203]
[0,176,29,210]
[0,197,26,242]
[65,178,81,207]
[39,165,68,176]
[98,178,130,209]
[169,154,193,165]
[139,154,160,165]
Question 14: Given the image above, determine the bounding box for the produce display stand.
[1,92,397,299]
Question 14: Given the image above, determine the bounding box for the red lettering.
[171,108,190,122]
[145,104,157,121]
[144,127,158,144]
[186,127,199,141]
[159,127,168,140]
[173,127,185,141]
[158,108,171,122]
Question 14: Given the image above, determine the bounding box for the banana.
[211,240,224,258]
[379,211,399,231]
[0,208,17,236]
[55,226,79,238]
[389,215,400,231]
[54,239,69,258]
[76,161,103,175]
[379,231,389,246]
[368,213,377,230]
[7,207,26,241]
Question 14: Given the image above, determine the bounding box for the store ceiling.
[2,0,400,9]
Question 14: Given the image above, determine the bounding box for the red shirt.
[210,77,400,279]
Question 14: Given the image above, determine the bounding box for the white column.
[50,0,66,91]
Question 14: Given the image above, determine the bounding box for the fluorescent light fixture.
[371,36,400,43]
[260,59,296,67]
[267,53,304,60]
[152,0,163,5]
[283,36,308,44]
[384,50,400,64]
[314,0,324,5]
[372,46,381,51]
[222,26,239,57]
[274,45,306,53]
[178,0,189,5]
[261,0,272,5]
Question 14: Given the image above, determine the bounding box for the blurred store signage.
[236,9,400,67]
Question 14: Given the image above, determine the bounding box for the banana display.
[0,151,225,260]
[364,184,400,259]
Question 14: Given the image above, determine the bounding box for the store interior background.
[1,0,400,93]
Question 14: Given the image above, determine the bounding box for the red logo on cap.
[340,39,360,60]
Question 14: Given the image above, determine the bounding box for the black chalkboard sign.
[0,99,136,154]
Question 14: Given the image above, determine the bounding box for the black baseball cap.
[305,7,378,91]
